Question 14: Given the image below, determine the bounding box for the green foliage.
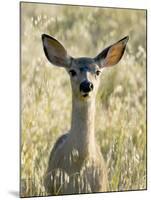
[21,2,146,197]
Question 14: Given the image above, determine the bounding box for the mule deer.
[42,34,129,195]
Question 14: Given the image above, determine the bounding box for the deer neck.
[69,95,96,157]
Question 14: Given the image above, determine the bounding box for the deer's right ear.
[42,34,72,68]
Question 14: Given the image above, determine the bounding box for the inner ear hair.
[94,36,129,68]
[42,34,73,68]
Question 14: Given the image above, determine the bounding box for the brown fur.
[42,34,128,195]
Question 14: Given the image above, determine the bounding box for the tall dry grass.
[21,2,146,197]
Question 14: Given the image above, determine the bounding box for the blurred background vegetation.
[21,2,146,197]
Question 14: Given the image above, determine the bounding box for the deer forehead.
[71,57,98,72]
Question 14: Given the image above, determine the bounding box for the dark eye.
[96,70,101,76]
[69,70,77,77]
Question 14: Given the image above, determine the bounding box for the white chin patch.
[81,93,89,98]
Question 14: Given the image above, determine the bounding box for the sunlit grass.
[21,2,146,197]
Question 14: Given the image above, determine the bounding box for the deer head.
[42,34,129,101]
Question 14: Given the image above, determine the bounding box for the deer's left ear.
[94,36,129,68]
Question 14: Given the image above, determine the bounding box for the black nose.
[80,80,94,93]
